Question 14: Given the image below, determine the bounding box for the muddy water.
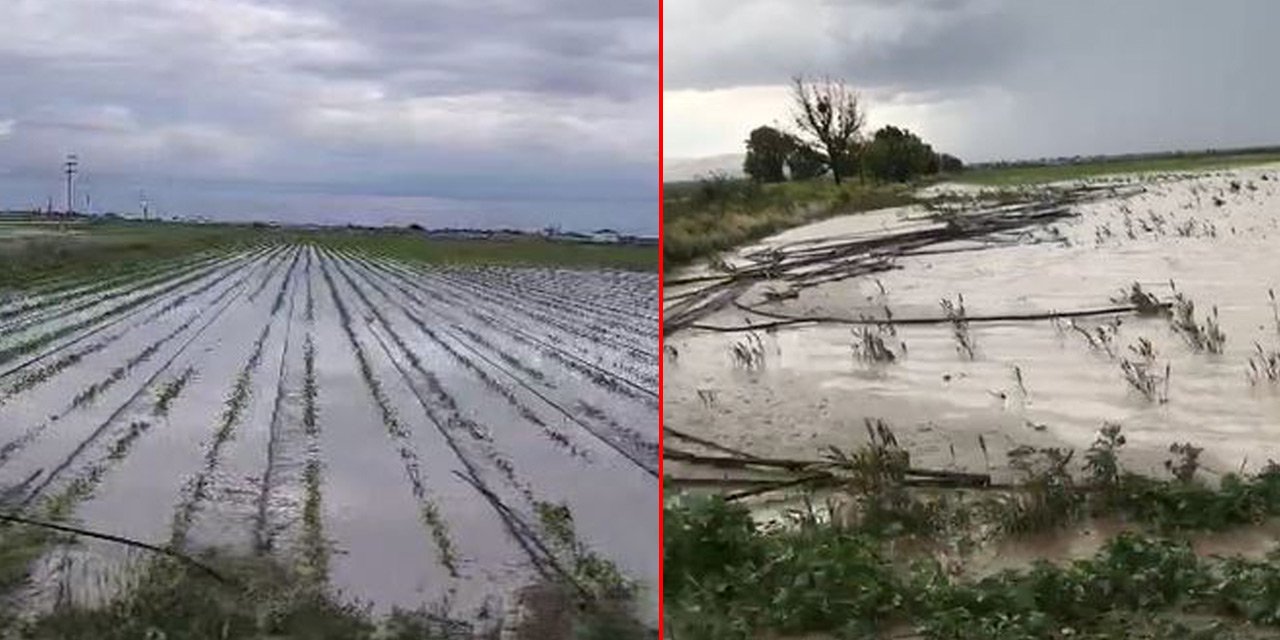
[963,516,1280,579]
[666,165,1280,480]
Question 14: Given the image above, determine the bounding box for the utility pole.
[64,154,78,216]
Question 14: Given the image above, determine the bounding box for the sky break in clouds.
[0,0,658,232]
[665,0,1280,174]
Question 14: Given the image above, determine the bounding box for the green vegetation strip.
[153,367,196,417]
[3,549,632,639]
[0,221,286,290]
[298,333,326,583]
[666,424,1280,639]
[663,178,920,264]
[667,495,1280,640]
[958,152,1280,186]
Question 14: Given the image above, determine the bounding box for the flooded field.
[665,164,1280,483]
[0,242,658,621]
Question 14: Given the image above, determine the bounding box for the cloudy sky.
[0,0,657,232]
[666,0,1280,169]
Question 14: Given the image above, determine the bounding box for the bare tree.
[790,76,866,185]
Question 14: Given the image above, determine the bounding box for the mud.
[666,164,1280,482]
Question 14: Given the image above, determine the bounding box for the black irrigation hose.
[724,474,837,502]
[0,512,229,584]
[664,427,761,460]
[664,446,992,484]
[450,470,590,600]
[682,301,1172,333]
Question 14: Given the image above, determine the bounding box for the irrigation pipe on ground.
[0,512,229,583]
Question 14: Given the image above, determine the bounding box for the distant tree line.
[743,76,963,185]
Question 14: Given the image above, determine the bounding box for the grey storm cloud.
[666,0,1280,163]
[666,0,1023,94]
[0,0,658,232]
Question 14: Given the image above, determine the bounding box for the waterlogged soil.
[665,164,1280,483]
[0,243,658,622]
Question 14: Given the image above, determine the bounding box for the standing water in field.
[0,242,658,629]
[665,165,1280,481]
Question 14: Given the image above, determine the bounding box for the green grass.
[0,219,654,292]
[0,220,279,290]
[663,178,920,265]
[958,151,1280,187]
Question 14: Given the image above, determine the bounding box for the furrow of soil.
[361,254,658,438]
[371,256,652,382]
[446,267,652,346]
[395,256,658,395]
[498,267,657,326]
[293,247,325,583]
[325,254,536,498]
[0,242,269,317]
[246,246,293,302]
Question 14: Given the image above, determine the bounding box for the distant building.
[590,228,621,244]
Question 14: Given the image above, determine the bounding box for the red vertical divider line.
[656,0,666,634]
